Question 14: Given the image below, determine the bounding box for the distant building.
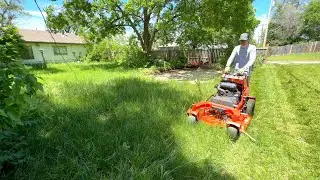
[18,29,87,64]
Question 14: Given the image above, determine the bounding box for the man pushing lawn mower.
[225,33,257,78]
[187,33,257,141]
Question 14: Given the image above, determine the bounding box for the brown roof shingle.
[18,29,85,44]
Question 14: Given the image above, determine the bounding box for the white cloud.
[253,14,269,44]
[25,10,47,18]
[14,13,47,30]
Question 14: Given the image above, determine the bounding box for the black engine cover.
[209,95,239,107]
[219,82,237,92]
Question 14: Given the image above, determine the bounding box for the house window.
[21,45,34,59]
[53,46,68,55]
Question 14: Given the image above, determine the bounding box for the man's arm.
[243,45,256,70]
[226,47,237,66]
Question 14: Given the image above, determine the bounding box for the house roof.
[18,29,85,44]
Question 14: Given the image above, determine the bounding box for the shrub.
[120,45,148,68]
[0,26,42,172]
[85,38,126,62]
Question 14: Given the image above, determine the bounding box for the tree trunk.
[143,7,152,56]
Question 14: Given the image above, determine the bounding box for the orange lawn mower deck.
[187,72,256,141]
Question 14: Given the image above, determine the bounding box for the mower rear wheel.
[246,99,256,116]
[227,126,240,141]
[187,115,197,124]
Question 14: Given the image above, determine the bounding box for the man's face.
[240,40,248,47]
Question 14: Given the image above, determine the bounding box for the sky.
[15,0,272,43]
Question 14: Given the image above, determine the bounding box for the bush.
[85,38,126,62]
[0,26,42,172]
[120,45,148,68]
[85,37,148,68]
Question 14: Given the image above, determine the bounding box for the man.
[224,33,256,76]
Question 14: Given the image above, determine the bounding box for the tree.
[302,0,320,41]
[268,2,305,45]
[172,0,258,49]
[46,0,258,57]
[0,0,24,26]
[267,0,312,45]
[45,0,178,56]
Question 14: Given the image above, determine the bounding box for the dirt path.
[267,61,320,64]
[150,68,220,82]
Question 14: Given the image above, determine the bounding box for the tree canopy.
[302,0,320,41]
[267,0,320,45]
[46,0,258,55]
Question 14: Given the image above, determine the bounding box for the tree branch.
[115,4,144,48]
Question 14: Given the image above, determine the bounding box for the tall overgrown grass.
[3,62,320,179]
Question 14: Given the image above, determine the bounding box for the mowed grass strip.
[10,63,320,179]
[268,52,320,61]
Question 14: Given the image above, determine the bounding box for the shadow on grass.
[11,78,235,179]
[77,62,123,71]
[28,66,66,74]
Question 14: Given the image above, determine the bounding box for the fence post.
[264,44,269,63]
[309,42,314,52]
[313,41,318,52]
[289,45,293,54]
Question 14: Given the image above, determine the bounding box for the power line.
[33,0,78,80]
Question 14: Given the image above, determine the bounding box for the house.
[18,29,87,64]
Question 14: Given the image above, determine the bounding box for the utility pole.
[263,0,274,48]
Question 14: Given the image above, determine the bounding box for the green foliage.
[302,0,320,41]
[0,26,42,128]
[268,0,320,45]
[120,45,148,68]
[268,2,304,46]
[85,37,147,68]
[0,0,25,26]
[171,0,259,49]
[45,0,177,55]
[0,26,42,172]
[85,37,126,62]
[0,131,28,171]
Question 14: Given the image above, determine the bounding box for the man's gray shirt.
[226,44,257,74]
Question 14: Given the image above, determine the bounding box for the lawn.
[268,52,320,61]
[7,63,320,179]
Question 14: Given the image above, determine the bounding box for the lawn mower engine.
[187,72,256,141]
[210,81,241,108]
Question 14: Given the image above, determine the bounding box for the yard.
[10,63,320,179]
[268,52,320,61]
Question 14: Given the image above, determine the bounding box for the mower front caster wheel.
[187,115,197,124]
[227,126,240,141]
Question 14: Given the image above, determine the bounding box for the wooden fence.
[151,48,225,66]
[268,41,320,56]
[152,48,267,66]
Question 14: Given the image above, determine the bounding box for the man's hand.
[237,68,245,74]
[224,66,230,73]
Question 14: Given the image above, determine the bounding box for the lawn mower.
[187,71,256,141]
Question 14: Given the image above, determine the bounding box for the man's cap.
[239,33,249,41]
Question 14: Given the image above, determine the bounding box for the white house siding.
[22,43,87,64]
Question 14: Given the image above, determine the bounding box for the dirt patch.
[150,68,221,82]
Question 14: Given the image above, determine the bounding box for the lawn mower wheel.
[187,115,197,124]
[227,126,240,141]
[246,99,256,116]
